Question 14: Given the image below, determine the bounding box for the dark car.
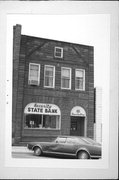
[27,136,101,159]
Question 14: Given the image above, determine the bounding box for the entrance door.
[70,116,85,136]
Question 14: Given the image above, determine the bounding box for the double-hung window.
[75,69,85,91]
[44,65,55,88]
[28,63,40,86]
[54,47,63,58]
[61,67,71,89]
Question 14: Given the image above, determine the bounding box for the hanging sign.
[24,103,61,115]
[71,106,86,116]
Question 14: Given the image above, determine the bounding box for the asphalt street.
[12,146,55,159]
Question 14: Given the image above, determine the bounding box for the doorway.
[70,116,85,136]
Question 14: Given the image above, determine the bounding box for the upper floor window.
[44,65,55,88]
[75,69,85,91]
[28,63,40,86]
[61,67,71,89]
[54,47,63,58]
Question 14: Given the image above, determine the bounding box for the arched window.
[24,103,61,130]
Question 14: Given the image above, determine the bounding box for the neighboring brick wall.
[12,24,21,142]
[13,25,94,143]
[94,87,102,143]
[87,49,94,138]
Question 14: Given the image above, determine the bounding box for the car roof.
[57,135,84,139]
[56,136,99,144]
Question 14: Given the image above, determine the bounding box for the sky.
[7,14,110,88]
[5,13,111,170]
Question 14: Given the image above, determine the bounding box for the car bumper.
[27,143,33,150]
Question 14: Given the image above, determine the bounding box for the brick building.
[94,87,102,143]
[12,24,94,144]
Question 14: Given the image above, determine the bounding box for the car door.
[47,137,67,154]
[41,142,57,152]
[51,137,78,156]
[62,137,78,155]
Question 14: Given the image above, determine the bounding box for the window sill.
[24,127,60,131]
[75,89,85,91]
[44,86,55,89]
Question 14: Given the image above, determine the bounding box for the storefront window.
[24,103,61,130]
[24,114,60,129]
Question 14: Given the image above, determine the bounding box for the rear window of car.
[80,137,99,145]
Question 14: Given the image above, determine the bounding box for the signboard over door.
[70,106,86,117]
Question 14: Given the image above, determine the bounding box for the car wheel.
[34,147,42,156]
[77,151,89,159]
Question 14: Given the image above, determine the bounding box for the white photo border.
[0,1,118,179]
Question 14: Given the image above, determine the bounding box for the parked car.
[27,136,101,159]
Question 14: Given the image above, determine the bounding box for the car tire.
[77,151,89,159]
[34,147,42,156]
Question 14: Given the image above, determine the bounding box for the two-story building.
[12,24,94,144]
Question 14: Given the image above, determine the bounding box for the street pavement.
[12,146,58,159]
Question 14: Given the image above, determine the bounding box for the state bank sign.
[24,103,61,115]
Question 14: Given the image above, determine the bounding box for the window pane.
[44,66,54,87]
[55,47,63,58]
[56,116,60,129]
[56,48,62,53]
[25,114,42,128]
[24,114,60,129]
[75,69,85,90]
[30,70,39,81]
[62,78,70,88]
[76,70,83,77]
[45,66,53,76]
[31,65,39,71]
[61,68,71,89]
[62,69,70,77]
[30,70,38,77]
[76,78,83,89]
[43,115,59,129]
[29,64,40,83]
[45,77,53,87]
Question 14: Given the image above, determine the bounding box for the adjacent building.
[94,87,102,143]
[12,24,94,144]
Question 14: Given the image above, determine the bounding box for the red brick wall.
[12,24,22,142]
[13,25,94,143]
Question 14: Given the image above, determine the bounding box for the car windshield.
[66,137,85,144]
[55,137,86,144]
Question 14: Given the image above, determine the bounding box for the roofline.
[21,34,94,50]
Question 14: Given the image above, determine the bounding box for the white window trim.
[61,67,72,90]
[54,47,63,58]
[28,63,40,86]
[75,69,85,91]
[44,65,55,88]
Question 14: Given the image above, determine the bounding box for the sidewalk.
[12,146,30,153]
